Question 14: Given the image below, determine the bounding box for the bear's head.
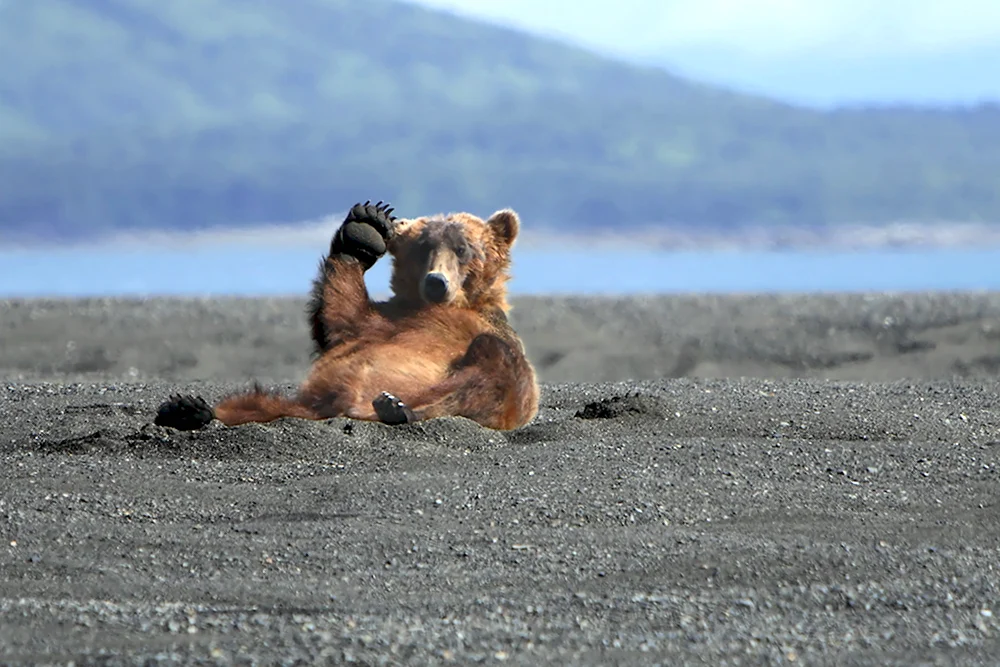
[387,209,520,312]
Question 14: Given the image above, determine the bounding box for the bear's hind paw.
[154,394,215,431]
[373,391,416,425]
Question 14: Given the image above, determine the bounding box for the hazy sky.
[411,0,1000,58]
[409,0,1000,105]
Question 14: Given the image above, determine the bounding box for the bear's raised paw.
[331,200,397,270]
[154,394,215,431]
[373,391,416,425]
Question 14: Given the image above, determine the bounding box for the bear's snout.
[423,272,450,303]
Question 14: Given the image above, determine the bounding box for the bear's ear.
[387,217,420,253]
[486,209,520,248]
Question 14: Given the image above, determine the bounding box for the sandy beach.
[2,293,999,664]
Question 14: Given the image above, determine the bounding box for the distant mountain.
[408,0,1000,109]
[1,0,999,243]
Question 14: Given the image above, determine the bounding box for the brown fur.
[210,207,539,431]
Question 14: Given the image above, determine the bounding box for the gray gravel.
[3,292,1000,384]
[1,295,1000,664]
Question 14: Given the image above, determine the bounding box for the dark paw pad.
[332,200,397,269]
[373,391,416,426]
[154,394,214,431]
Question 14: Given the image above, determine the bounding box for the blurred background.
[1,0,999,297]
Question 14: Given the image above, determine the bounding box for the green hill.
[1,0,999,242]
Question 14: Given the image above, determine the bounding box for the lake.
[1,242,999,298]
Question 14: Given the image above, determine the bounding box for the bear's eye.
[454,241,472,263]
[413,238,434,261]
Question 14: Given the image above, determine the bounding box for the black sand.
[2,294,1000,665]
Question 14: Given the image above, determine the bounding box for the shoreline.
[4,218,1000,253]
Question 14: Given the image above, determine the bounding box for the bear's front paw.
[373,391,416,425]
[154,394,215,431]
[330,200,397,270]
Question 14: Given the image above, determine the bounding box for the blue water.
[1,243,999,297]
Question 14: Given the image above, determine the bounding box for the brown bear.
[154,200,540,432]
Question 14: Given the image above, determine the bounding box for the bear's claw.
[154,394,215,431]
[346,200,396,237]
[331,200,398,270]
[373,391,416,425]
